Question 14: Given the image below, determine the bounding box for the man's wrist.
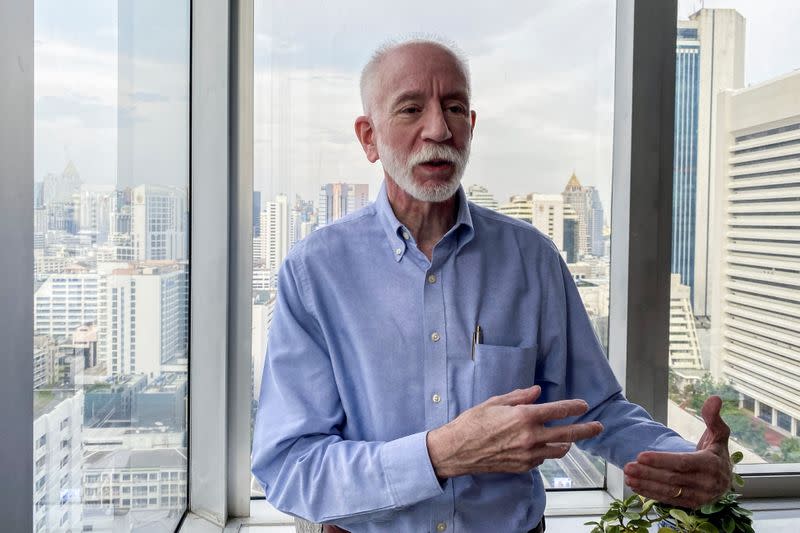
[426,425,456,480]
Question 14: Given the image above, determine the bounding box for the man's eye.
[447,105,466,114]
[401,107,420,114]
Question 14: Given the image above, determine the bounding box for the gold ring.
[672,486,683,498]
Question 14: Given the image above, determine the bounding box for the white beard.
[378,141,470,203]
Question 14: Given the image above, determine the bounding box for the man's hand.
[426,385,604,479]
[623,396,733,508]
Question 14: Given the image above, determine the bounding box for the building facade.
[710,70,800,436]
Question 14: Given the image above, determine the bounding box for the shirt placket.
[423,242,454,533]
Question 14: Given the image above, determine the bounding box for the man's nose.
[420,105,453,143]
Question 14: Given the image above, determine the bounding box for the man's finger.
[624,473,700,508]
[701,395,731,443]
[635,450,702,472]
[623,461,713,492]
[522,398,590,423]
[485,385,541,407]
[538,421,603,444]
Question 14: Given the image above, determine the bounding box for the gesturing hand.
[623,396,733,508]
[426,385,604,479]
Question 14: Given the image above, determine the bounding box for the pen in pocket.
[471,324,483,360]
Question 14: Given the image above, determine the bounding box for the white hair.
[359,34,471,116]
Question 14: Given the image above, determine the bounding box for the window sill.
[176,494,800,532]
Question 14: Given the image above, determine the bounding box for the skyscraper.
[588,187,605,257]
[34,274,99,337]
[253,190,262,238]
[317,183,370,227]
[499,194,564,251]
[562,172,591,258]
[258,194,289,275]
[98,262,188,377]
[709,69,800,435]
[673,9,745,314]
[79,185,116,244]
[563,205,580,264]
[131,185,187,261]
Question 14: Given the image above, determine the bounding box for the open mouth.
[419,159,453,169]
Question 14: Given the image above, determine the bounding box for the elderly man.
[251,38,732,533]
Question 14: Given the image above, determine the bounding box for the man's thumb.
[701,395,730,442]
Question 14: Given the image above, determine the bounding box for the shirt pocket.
[472,344,537,405]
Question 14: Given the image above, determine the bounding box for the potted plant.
[585,452,753,533]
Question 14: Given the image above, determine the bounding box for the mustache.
[407,144,468,167]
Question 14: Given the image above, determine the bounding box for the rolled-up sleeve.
[536,247,695,467]
[250,251,444,525]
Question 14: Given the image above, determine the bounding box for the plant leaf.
[669,508,692,524]
[730,451,744,464]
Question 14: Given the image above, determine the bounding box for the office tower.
[43,161,82,206]
[466,184,499,210]
[131,185,187,261]
[673,9,745,313]
[588,187,605,257]
[34,274,99,337]
[133,373,188,428]
[98,262,189,377]
[258,194,289,275]
[289,196,316,248]
[79,185,116,245]
[253,190,262,237]
[84,374,148,427]
[317,183,370,227]
[563,205,580,264]
[709,70,800,435]
[497,194,564,251]
[669,274,704,388]
[562,172,592,257]
[33,390,85,533]
[46,199,79,234]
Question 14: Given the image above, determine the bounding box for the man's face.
[368,44,476,202]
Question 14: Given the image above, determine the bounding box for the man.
[251,38,732,533]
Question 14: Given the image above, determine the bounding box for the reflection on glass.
[33,1,190,531]
[668,2,800,468]
[250,0,615,497]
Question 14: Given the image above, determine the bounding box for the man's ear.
[354,115,379,163]
[470,109,477,136]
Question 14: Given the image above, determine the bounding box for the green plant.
[585,452,753,533]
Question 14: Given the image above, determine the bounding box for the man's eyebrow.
[389,90,470,108]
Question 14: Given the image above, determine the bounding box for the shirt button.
[395,247,402,255]
[402,231,410,240]
[436,523,447,532]
[432,393,441,404]
[427,274,437,284]
[430,332,440,342]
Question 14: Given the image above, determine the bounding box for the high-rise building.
[252,294,277,401]
[562,172,592,257]
[668,274,704,387]
[97,262,188,377]
[588,187,605,257]
[563,205,580,264]
[499,194,565,251]
[34,273,99,337]
[289,196,316,248]
[258,194,289,275]
[253,191,262,237]
[131,185,187,261]
[709,69,800,435]
[33,390,84,533]
[497,195,534,224]
[673,9,745,313]
[317,183,369,227]
[466,184,499,210]
[79,185,116,245]
[43,161,82,206]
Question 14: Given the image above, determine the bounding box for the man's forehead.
[376,45,468,102]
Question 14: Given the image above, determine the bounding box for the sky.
[34,0,800,216]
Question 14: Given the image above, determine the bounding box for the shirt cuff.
[380,431,445,508]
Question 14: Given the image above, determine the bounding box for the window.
[249,0,615,501]
[666,2,800,473]
[32,0,190,530]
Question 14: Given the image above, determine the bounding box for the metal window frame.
[0,0,34,530]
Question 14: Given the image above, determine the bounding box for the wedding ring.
[672,486,683,498]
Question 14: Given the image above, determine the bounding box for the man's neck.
[385,177,458,261]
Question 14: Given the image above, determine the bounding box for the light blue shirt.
[252,182,694,533]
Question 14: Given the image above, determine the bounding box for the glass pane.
[668,1,800,470]
[251,0,615,498]
[33,1,190,531]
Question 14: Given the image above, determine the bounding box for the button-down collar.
[375,181,475,264]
